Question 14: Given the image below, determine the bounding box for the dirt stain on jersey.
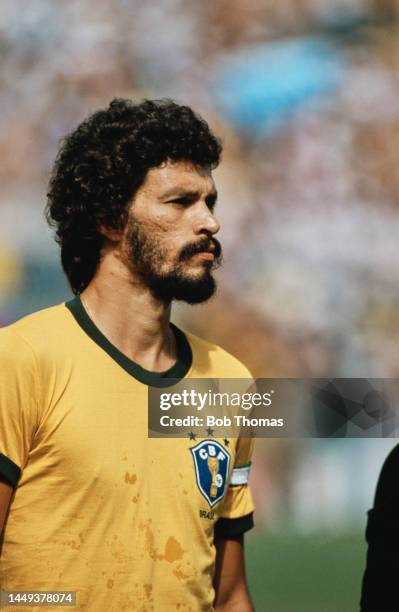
[144,584,152,599]
[164,536,184,563]
[107,579,114,589]
[125,472,137,485]
[140,521,163,561]
[173,566,189,581]
[66,539,81,550]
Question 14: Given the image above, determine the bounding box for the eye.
[166,197,195,207]
[205,195,217,211]
[171,198,192,205]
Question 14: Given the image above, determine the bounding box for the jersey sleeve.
[215,436,255,539]
[0,328,40,487]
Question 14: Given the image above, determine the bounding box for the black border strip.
[0,453,21,487]
[65,296,192,387]
[214,512,254,539]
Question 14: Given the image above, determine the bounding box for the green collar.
[65,295,192,387]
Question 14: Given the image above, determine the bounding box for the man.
[0,99,255,611]
[360,444,399,611]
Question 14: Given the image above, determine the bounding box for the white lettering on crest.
[198,444,226,461]
[199,448,207,460]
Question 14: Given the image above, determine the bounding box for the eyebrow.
[161,188,218,201]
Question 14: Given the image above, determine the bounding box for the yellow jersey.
[0,296,254,611]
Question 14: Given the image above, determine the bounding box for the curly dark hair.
[46,98,223,294]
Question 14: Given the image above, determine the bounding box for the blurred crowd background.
[2,0,399,609]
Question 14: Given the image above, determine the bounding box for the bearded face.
[125,215,222,304]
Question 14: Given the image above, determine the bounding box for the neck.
[80,252,177,372]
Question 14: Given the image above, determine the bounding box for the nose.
[193,201,220,236]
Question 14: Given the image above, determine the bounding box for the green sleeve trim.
[0,452,21,487]
[214,512,254,539]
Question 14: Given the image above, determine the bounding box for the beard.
[124,218,222,304]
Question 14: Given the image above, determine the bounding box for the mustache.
[179,237,222,262]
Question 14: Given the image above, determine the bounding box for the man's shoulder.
[183,329,252,379]
[0,302,72,354]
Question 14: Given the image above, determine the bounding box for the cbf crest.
[191,440,231,507]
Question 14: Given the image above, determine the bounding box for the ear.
[97,223,124,243]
